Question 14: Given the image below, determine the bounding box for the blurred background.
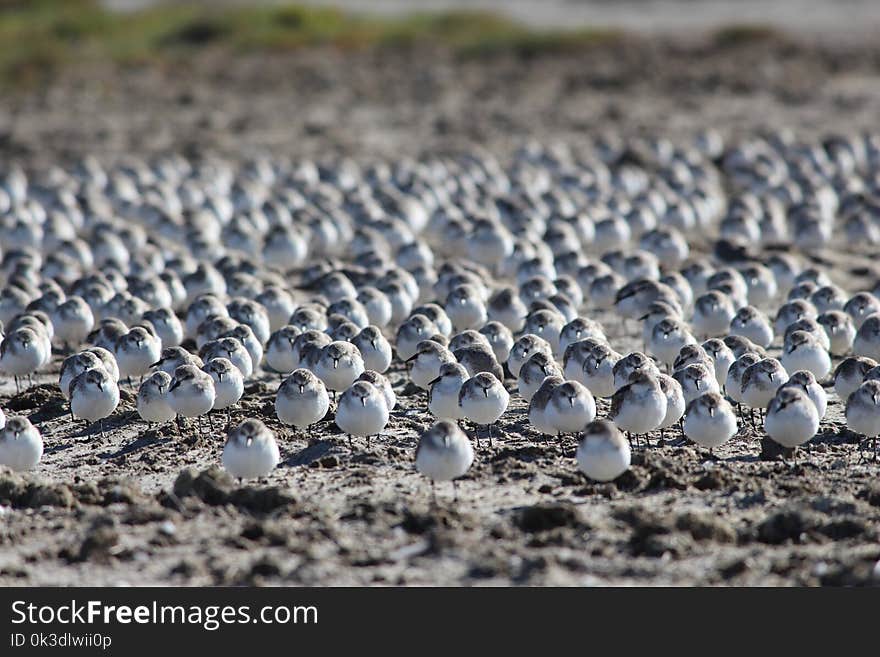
[0,0,878,162]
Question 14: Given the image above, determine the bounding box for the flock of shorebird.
[1,131,880,500]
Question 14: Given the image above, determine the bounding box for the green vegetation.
[0,1,623,88]
[712,23,782,47]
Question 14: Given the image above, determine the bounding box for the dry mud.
[2,38,880,586]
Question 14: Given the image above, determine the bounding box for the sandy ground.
[1,37,880,586]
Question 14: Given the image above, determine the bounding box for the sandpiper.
[683,391,738,452]
[575,419,631,482]
[137,370,176,424]
[781,330,831,379]
[168,364,216,432]
[458,372,509,444]
[673,362,720,405]
[528,375,564,436]
[276,368,330,431]
[546,379,596,435]
[427,362,469,421]
[517,351,562,402]
[845,379,880,459]
[335,380,389,446]
[780,370,827,419]
[0,416,43,471]
[507,333,553,378]
[70,367,120,435]
[609,372,666,445]
[415,420,474,502]
[765,387,820,451]
[222,419,280,480]
[834,356,877,401]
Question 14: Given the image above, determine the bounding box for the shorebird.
[276,368,330,432]
[222,419,280,481]
[0,416,43,471]
[415,420,474,502]
[335,380,389,446]
[575,420,631,482]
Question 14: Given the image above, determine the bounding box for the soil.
[2,35,880,586]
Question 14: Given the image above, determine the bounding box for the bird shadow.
[43,442,76,455]
[99,430,172,459]
[283,439,334,467]
[66,411,140,440]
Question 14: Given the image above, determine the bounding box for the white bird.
[314,341,365,396]
[780,370,827,419]
[507,334,553,379]
[683,392,737,451]
[0,416,43,471]
[357,370,396,412]
[415,420,474,501]
[458,372,509,444]
[351,325,392,373]
[546,380,596,434]
[427,362,469,420]
[609,372,666,443]
[222,419,280,481]
[845,379,880,459]
[202,357,244,411]
[0,327,49,392]
[168,364,216,431]
[576,420,631,482]
[657,373,685,440]
[70,367,120,434]
[137,371,176,424]
[834,356,876,401]
[276,368,330,432]
[336,380,389,445]
[781,330,831,380]
[406,339,455,390]
[115,326,161,383]
[765,387,819,451]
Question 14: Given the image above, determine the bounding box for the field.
[1,2,880,586]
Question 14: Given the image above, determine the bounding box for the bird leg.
[452,480,459,503]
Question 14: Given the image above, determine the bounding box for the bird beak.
[333,358,339,369]
[483,388,489,398]
[299,384,304,394]
[361,397,366,407]
[246,437,253,446]
[405,354,418,363]
[428,376,441,387]
[709,406,715,416]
